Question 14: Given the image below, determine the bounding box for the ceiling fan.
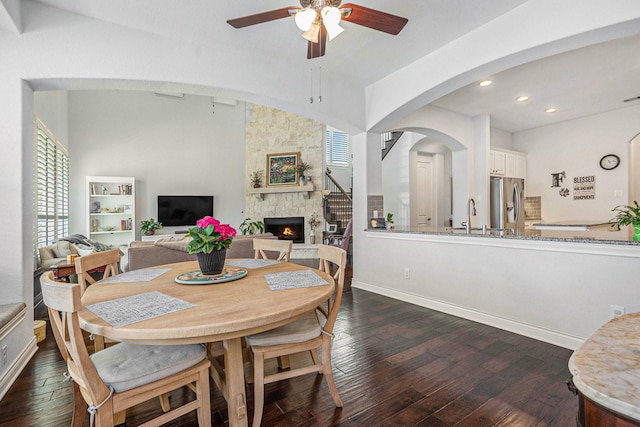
[227,0,408,59]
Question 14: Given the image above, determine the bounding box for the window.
[34,118,69,268]
[325,129,349,166]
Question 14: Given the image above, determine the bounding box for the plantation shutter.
[325,129,349,166]
[34,119,69,269]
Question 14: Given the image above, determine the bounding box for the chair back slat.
[75,249,120,292]
[254,239,292,262]
[317,244,347,334]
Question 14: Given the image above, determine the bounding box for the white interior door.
[416,156,433,226]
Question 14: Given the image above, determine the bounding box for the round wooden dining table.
[78,260,335,427]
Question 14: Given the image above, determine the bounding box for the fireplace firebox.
[264,217,305,243]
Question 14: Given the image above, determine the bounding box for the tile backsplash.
[368,195,384,218]
[525,196,541,220]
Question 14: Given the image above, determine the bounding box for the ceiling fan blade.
[341,3,408,35]
[227,7,296,29]
[307,25,327,59]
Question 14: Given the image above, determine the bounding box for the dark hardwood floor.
[1,262,577,426]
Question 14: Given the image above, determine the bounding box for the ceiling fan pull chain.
[310,68,314,104]
[318,66,322,103]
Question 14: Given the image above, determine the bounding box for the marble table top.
[569,313,640,421]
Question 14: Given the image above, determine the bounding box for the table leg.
[224,337,248,427]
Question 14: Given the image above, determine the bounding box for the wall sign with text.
[573,175,595,200]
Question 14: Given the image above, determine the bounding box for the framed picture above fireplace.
[266,152,300,187]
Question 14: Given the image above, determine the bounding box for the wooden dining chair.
[245,244,347,427]
[330,219,352,263]
[41,279,212,427]
[253,238,292,262]
[75,248,121,293]
[75,249,121,352]
[41,270,89,427]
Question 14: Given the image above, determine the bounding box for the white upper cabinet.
[490,149,526,179]
[490,150,506,176]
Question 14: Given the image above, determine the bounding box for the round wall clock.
[599,154,620,170]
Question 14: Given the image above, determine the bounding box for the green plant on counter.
[140,218,162,235]
[386,212,394,224]
[239,218,265,235]
[611,201,640,229]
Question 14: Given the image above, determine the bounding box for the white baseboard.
[352,280,584,350]
[0,338,38,401]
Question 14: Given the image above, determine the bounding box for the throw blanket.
[154,237,191,252]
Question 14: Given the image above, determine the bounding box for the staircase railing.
[323,168,352,232]
[381,131,404,160]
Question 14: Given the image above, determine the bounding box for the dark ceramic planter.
[196,249,227,275]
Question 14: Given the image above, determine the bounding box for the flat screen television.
[157,195,214,227]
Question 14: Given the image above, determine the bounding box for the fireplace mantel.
[250,183,314,200]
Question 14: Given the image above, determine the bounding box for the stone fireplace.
[264,217,305,243]
[244,104,324,245]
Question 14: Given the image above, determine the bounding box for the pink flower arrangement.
[187,216,237,254]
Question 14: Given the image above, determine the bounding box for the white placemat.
[86,291,194,328]
[264,270,329,291]
[226,259,279,269]
[100,268,171,284]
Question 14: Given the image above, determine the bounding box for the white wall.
[513,105,640,222]
[68,91,247,238]
[34,91,69,149]
[491,127,514,150]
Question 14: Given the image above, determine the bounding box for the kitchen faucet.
[464,198,476,233]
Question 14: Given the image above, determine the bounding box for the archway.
[381,127,466,228]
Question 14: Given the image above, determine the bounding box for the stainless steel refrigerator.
[490,177,525,229]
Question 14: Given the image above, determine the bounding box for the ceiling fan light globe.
[321,6,341,25]
[325,22,344,40]
[302,23,320,43]
[321,6,343,40]
[295,9,316,31]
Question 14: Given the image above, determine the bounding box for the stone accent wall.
[245,104,324,243]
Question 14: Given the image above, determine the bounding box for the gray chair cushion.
[90,343,206,392]
[245,311,322,347]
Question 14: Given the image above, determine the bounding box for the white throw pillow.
[73,243,94,257]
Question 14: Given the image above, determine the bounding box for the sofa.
[126,233,278,271]
[38,234,111,270]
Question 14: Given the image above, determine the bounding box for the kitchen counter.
[368,225,637,245]
[532,220,613,231]
[569,313,640,423]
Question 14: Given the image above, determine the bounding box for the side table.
[50,262,105,282]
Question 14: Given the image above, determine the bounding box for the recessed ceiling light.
[516,96,529,102]
[545,108,557,113]
[479,80,492,87]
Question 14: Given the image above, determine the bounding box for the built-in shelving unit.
[87,176,136,248]
[250,183,314,200]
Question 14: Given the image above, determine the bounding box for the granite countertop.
[569,313,640,421]
[366,225,638,245]
[532,220,614,231]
